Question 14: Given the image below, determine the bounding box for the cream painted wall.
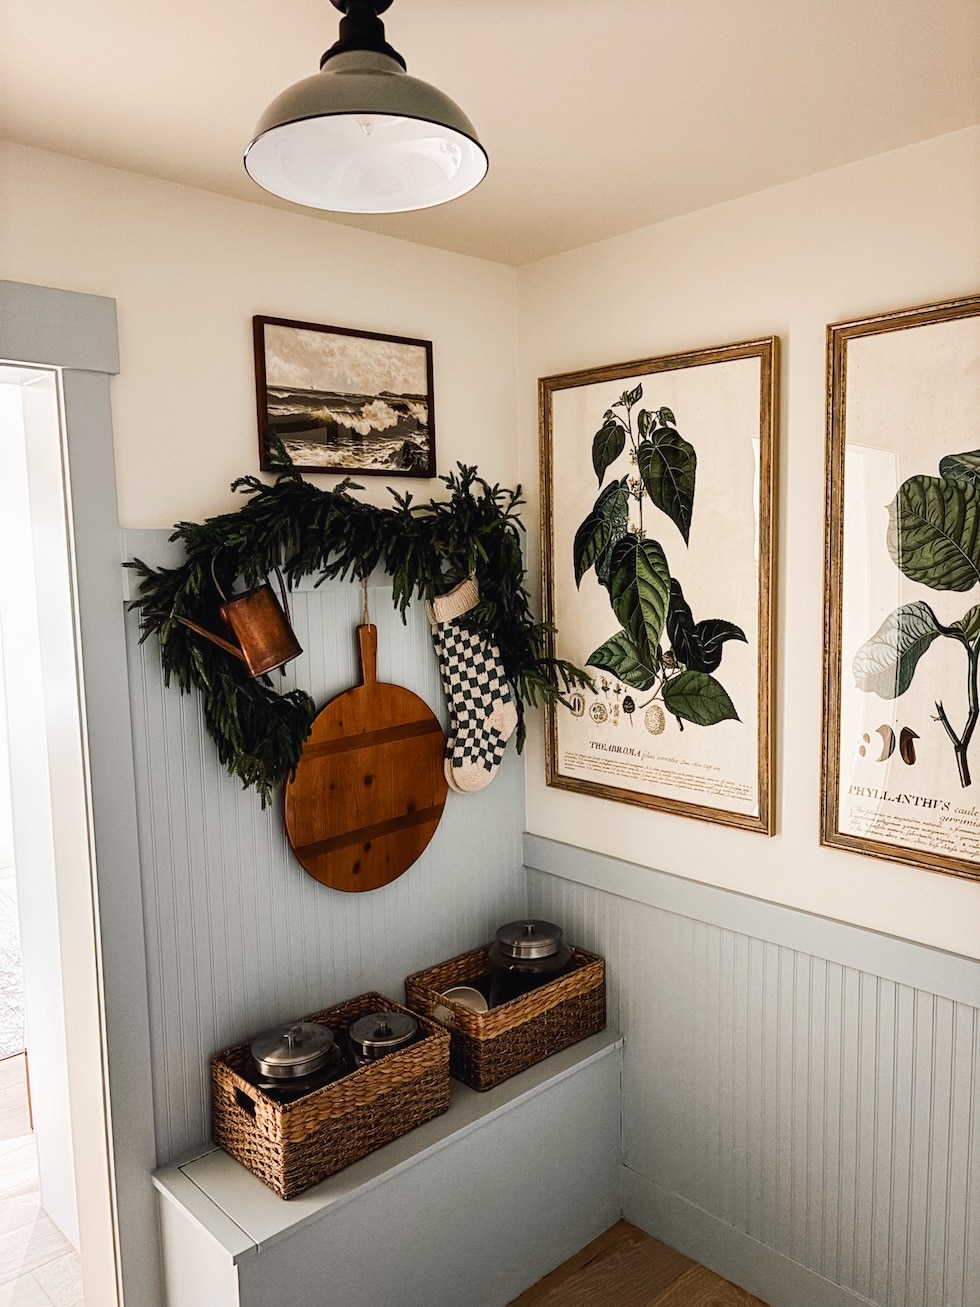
[2,133,976,956]
[0,144,519,526]
[518,126,980,959]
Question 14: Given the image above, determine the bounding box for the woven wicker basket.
[211,991,450,1199]
[404,945,604,1092]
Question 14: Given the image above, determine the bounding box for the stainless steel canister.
[348,1011,419,1067]
[487,918,573,1007]
[249,1021,345,1101]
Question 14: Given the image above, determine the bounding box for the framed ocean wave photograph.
[254,315,436,477]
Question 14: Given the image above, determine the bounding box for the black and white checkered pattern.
[432,616,517,793]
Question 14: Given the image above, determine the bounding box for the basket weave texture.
[404,946,605,1092]
[211,991,450,1199]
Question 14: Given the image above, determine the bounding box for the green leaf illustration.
[573,478,630,586]
[608,534,671,663]
[887,474,980,592]
[572,515,614,587]
[596,476,630,521]
[939,449,980,491]
[587,629,661,691]
[596,524,628,590]
[592,418,626,485]
[657,407,676,427]
[620,383,642,408]
[852,600,942,698]
[595,478,630,590]
[666,579,744,673]
[953,604,980,643]
[695,619,748,670]
[663,670,740,726]
[860,449,980,789]
[636,426,697,544]
[637,408,654,440]
[666,578,697,652]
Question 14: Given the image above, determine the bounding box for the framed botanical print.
[822,293,980,879]
[540,337,778,834]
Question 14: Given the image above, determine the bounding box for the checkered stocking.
[425,577,518,794]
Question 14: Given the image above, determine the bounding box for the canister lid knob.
[349,1011,418,1055]
[493,919,564,960]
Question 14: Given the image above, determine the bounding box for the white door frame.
[1,364,84,1250]
[0,281,160,1307]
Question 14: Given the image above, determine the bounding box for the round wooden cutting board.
[284,625,448,892]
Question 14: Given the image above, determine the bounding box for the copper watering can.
[175,564,302,678]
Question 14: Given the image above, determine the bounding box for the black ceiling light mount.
[244,0,489,214]
[321,0,405,68]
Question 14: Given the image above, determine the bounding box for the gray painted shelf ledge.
[524,833,980,1005]
[153,1028,623,1263]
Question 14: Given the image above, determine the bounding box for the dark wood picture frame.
[254,315,436,477]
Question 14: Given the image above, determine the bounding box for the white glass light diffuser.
[245,49,488,213]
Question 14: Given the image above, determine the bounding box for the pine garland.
[127,463,588,804]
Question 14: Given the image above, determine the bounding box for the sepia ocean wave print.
[265,386,431,473]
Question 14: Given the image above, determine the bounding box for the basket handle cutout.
[235,1088,257,1118]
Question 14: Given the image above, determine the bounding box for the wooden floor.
[508,1220,768,1307]
[0,1053,84,1306]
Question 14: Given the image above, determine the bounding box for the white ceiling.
[2,1,978,266]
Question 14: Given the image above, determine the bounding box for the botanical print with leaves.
[574,384,746,735]
[831,305,980,873]
[543,343,774,830]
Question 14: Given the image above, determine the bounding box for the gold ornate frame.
[540,337,778,834]
[822,293,980,879]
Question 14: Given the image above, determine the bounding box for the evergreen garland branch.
[127,463,589,803]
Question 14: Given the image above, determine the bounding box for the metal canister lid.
[493,919,564,960]
[348,1011,418,1056]
[250,1021,335,1079]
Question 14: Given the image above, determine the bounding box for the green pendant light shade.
[245,0,488,214]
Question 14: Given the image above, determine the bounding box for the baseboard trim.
[621,1166,878,1307]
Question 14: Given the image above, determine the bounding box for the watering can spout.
[174,565,302,679]
[173,616,247,662]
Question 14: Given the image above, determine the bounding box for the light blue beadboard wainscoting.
[524,834,979,1307]
[122,529,528,1165]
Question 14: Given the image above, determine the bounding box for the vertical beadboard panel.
[127,578,527,1163]
[527,867,979,1307]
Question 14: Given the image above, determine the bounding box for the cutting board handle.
[357,624,378,687]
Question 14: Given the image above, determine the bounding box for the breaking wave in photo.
[266,386,430,472]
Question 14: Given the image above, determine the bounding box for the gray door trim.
[1,280,160,1306]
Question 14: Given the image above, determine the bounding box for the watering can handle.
[210,554,228,604]
[272,566,292,624]
[210,554,292,621]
